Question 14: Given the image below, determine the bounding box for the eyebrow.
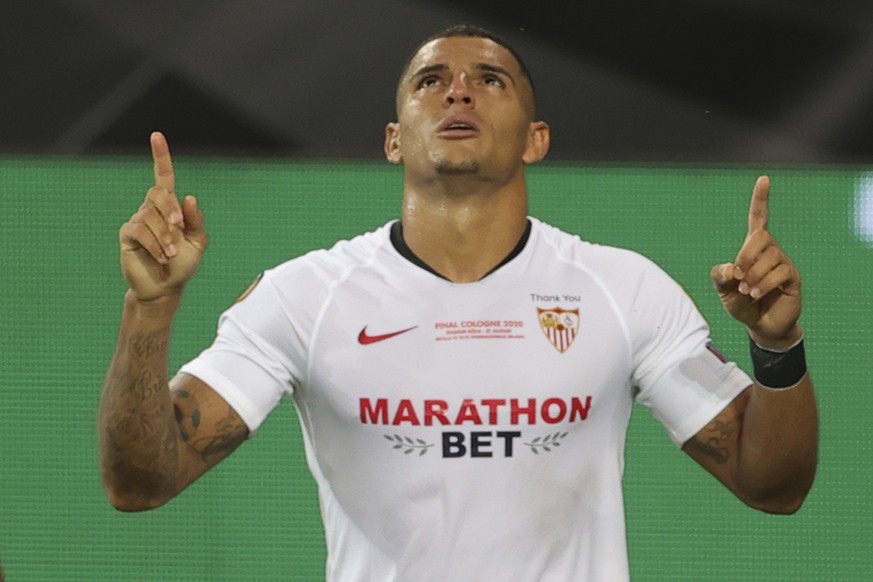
[408,62,517,85]
[475,63,516,85]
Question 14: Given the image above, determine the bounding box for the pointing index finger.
[747,175,770,234]
[150,131,175,193]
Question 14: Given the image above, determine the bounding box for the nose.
[445,72,475,108]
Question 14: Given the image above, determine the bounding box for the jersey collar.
[389,219,532,282]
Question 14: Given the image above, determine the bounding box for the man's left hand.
[710,176,803,350]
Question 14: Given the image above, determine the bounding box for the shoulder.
[529,217,667,282]
[263,221,394,287]
[528,217,692,321]
[225,221,394,318]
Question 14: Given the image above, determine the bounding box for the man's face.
[386,36,546,178]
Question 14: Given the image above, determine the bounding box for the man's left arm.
[683,176,818,514]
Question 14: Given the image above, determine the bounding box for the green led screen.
[0,157,870,580]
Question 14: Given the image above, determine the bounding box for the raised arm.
[684,176,818,514]
[99,132,248,511]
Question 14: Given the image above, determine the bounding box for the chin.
[433,158,480,175]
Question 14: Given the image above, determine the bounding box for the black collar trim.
[389,219,532,281]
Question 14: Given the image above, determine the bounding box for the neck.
[399,170,530,282]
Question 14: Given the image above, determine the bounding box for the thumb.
[710,262,737,293]
[181,195,208,247]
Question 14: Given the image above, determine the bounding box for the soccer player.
[99,25,818,581]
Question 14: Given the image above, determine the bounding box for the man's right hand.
[119,132,208,302]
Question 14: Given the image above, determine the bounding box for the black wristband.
[749,337,807,389]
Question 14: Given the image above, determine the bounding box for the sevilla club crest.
[537,307,580,353]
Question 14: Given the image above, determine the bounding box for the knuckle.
[140,234,164,257]
[143,206,167,225]
[132,222,153,241]
[749,229,768,243]
[147,187,178,212]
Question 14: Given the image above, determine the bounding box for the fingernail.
[170,212,183,225]
[167,243,178,257]
[733,267,744,280]
[750,287,761,299]
[159,254,169,264]
[739,282,749,294]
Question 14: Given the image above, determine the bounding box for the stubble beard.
[433,156,480,175]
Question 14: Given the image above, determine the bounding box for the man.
[99,25,818,581]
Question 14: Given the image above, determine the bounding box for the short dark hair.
[398,24,537,103]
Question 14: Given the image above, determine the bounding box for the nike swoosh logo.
[358,325,418,345]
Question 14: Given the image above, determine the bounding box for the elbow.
[739,474,816,515]
[100,467,178,512]
[736,450,818,515]
[744,491,808,515]
[103,487,172,512]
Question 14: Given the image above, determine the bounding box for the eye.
[417,75,441,89]
[482,74,505,88]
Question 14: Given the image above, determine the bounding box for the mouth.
[437,116,480,139]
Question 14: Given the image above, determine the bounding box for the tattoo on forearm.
[105,416,143,451]
[132,328,170,359]
[137,368,163,400]
[101,325,177,488]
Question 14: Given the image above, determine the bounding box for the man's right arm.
[99,294,249,511]
[98,132,248,511]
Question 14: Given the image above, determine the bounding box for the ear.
[384,122,402,164]
[522,121,550,165]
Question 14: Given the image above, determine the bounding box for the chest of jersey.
[297,258,634,462]
[287,257,636,569]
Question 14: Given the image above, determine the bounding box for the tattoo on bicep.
[691,415,743,465]
[690,436,730,464]
[173,389,201,442]
[191,409,247,462]
[172,389,246,462]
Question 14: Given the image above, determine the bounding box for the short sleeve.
[179,270,310,433]
[628,258,751,446]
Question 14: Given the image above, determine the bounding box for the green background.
[0,157,870,580]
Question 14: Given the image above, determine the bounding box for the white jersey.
[181,217,751,582]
